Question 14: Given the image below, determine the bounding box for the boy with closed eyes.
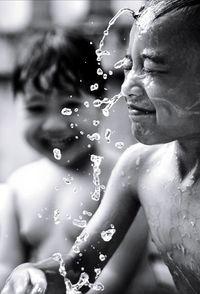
[4,0,200,293]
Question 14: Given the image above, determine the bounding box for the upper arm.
[69,146,142,275]
[0,185,25,287]
[88,145,141,232]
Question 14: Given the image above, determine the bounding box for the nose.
[42,114,67,133]
[121,71,144,98]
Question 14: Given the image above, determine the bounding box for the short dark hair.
[138,0,200,20]
[134,0,200,45]
[13,28,105,98]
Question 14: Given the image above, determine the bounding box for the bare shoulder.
[7,159,64,207]
[0,184,15,219]
[114,143,162,172]
[8,159,62,189]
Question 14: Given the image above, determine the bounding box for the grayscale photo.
[0,1,198,293]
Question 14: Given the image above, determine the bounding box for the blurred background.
[0,0,145,182]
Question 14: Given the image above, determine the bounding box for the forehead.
[128,13,191,60]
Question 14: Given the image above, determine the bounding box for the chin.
[133,127,169,145]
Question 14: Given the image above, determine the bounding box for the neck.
[174,139,200,181]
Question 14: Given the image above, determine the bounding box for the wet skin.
[120,10,200,294]
[0,83,149,293]
[3,8,200,294]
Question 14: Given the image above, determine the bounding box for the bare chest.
[18,183,99,261]
[139,172,200,293]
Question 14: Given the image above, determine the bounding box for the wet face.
[121,12,200,145]
[16,82,99,168]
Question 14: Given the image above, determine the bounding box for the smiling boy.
[0,28,149,294]
[3,0,200,293]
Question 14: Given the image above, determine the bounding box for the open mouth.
[128,105,156,115]
[41,135,78,150]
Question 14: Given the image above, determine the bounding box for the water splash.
[97,68,103,75]
[61,108,72,116]
[105,129,111,143]
[72,219,87,228]
[99,254,107,261]
[115,141,125,150]
[102,93,123,117]
[82,210,93,217]
[93,98,110,108]
[84,101,90,108]
[101,224,116,242]
[90,155,103,201]
[87,133,101,141]
[93,120,100,126]
[53,148,62,160]
[94,268,101,280]
[54,209,60,225]
[72,232,90,254]
[95,8,134,63]
[63,175,74,185]
[90,83,99,92]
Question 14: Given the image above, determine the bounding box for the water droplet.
[101,225,116,242]
[70,123,74,128]
[92,282,104,291]
[102,109,109,117]
[77,232,89,243]
[54,209,60,224]
[84,101,90,108]
[82,210,93,217]
[115,142,124,149]
[103,74,107,80]
[93,120,100,126]
[72,244,81,254]
[91,190,101,201]
[114,57,126,69]
[93,99,103,108]
[108,70,113,75]
[105,129,111,143]
[63,175,73,185]
[74,108,79,113]
[37,213,42,219]
[97,68,103,75]
[73,219,87,228]
[102,93,123,117]
[87,133,101,141]
[90,83,99,91]
[53,148,62,160]
[94,268,101,279]
[61,107,72,116]
[99,254,107,261]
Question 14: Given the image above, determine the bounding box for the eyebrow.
[141,50,167,64]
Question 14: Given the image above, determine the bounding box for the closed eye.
[26,105,45,113]
[143,59,168,75]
